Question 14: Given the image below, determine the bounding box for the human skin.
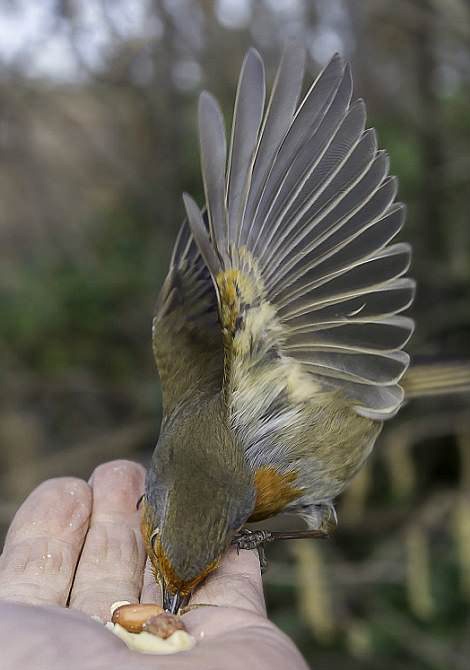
[0,460,308,670]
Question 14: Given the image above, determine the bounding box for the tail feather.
[403,363,470,399]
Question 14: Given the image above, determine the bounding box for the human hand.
[0,460,308,670]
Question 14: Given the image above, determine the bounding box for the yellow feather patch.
[216,269,243,334]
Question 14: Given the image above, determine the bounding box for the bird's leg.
[232,527,329,550]
[232,525,329,572]
[232,528,273,551]
[232,505,335,570]
[257,543,268,573]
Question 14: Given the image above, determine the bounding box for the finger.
[189,546,266,616]
[0,478,91,605]
[140,558,162,604]
[69,460,147,621]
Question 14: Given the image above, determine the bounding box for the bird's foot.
[232,529,271,572]
[232,528,273,551]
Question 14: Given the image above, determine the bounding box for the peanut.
[111,603,164,633]
[143,613,186,639]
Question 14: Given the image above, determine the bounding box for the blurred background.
[1,0,470,667]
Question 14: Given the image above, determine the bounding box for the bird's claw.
[232,529,272,572]
[232,528,273,551]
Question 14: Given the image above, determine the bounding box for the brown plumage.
[142,47,470,613]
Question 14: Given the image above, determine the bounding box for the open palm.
[0,460,307,670]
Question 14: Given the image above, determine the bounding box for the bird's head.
[142,433,255,613]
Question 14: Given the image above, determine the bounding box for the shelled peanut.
[105,601,195,654]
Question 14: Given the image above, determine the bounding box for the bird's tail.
[403,362,470,399]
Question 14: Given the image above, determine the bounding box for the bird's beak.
[162,582,190,614]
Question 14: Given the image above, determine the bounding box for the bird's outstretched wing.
[184,47,414,434]
[152,218,223,417]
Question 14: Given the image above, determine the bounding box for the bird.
[140,46,470,615]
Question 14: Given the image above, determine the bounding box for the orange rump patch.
[249,467,303,522]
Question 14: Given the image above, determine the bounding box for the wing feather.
[198,92,227,261]
[226,48,265,242]
[264,153,394,287]
[152,217,222,416]
[240,45,305,243]
[250,62,353,254]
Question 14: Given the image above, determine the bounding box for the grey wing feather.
[226,48,265,242]
[249,57,352,252]
[257,98,368,263]
[198,92,228,261]
[266,152,393,281]
[240,44,305,243]
[182,194,221,280]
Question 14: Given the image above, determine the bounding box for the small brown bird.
[141,46,470,614]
